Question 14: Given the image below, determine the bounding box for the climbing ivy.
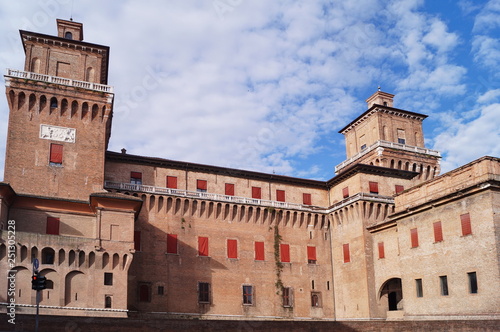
[274,225,284,294]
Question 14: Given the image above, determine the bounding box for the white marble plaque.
[40,124,76,143]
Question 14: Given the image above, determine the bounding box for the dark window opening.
[42,248,55,264]
[139,284,151,302]
[198,282,210,303]
[311,292,321,307]
[105,295,112,308]
[440,275,449,296]
[398,138,406,144]
[104,273,113,286]
[158,286,164,295]
[361,144,367,150]
[65,31,73,39]
[243,285,253,305]
[416,279,423,298]
[282,287,292,307]
[468,272,478,294]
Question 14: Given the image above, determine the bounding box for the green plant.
[273,225,284,294]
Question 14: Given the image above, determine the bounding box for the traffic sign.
[33,258,39,270]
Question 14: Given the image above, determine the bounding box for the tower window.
[50,97,58,109]
[65,31,73,39]
[49,144,63,166]
[130,172,142,185]
[197,180,207,192]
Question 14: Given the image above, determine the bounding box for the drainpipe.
[328,213,337,321]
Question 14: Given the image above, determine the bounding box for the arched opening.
[39,95,47,113]
[65,271,86,306]
[41,247,55,264]
[29,94,36,112]
[65,31,73,39]
[379,278,403,312]
[18,92,26,110]
[50,97,58,109]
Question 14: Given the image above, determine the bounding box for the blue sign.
[33,258,39,270]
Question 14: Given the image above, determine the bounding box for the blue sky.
[0,0,499,182]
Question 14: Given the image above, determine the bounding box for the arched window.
[50,97,58,109]
[65,31,73,39]
[105,295,112,308]
[42,248,55,264]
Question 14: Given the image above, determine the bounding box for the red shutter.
[167,234,178,254]
[411,228,419,248]
[280,244,290,262]
[131,172,142,179]
[255,241,265,261]
[252,187,262,199]
[134,231,141,251]
[395,185,404,194]
[198,237,209,256]
[433,221,443,242]
[46,217,60,235]
[378,242,385,259]
[369,181,379,194]
[197,180,207,190]
[343,243,350,263]
[227,239,238,258]
[49,144,63,164]
[307,246,316,261]
[166,176,177,189]
[461,213,472,235]
[303,193,312,205]
[342,187,349,198]
[225,183,235,196]
[276,190,286,202]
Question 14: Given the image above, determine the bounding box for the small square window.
[198,282,210,303]
[197,180,207,192]
[104,273,113,286]
[398,138,406,144]
[361,144,367,150]
[243,285,253,305]
[130,172,142,185]
[311,292,321,307]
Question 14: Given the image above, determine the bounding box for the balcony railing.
[335,140,441,173]
[104,181,394,214]
[5,69,113,93]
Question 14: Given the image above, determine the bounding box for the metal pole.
[35,290,40,332]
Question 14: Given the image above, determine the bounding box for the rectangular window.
[311,292,321,307]
[198,236,209,256]
[280,243,290,263]
[369,181,379,194]
[416,279,423,298]
[157,286,164,295]
[468,272,478,294]
[342,187,349,198]
[197,180,207,192]
[411,228,419,248]
[360,144,367,150]
[343,243,350,263]
[198,282,210,303]
[395,185,404,194]
[166,176,177,189]
[282,287,293,307]
[225,183,235,196]
[461,213,472,236]
[397,129,406,145]
[433,221,443,242]
[303,193,312,205]
[134,231,141,251]
[252,187,262,199]
[227,239,238,259]
[254,241,265,261]
[307,246,317,264]
[398,138,406,144]
[378,242,385,259]
[276,189,286,202]
[130,172,142,185]
[166,234,178,254]
[46,217,60,235]
[104,272,113,286]
[49,143,63,165]
[243,285,253,305]
[440,275,449,296]
[139,283,151,302]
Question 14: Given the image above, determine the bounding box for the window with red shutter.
[227,239,238,259]
[343,243,350,263]
[225,183,235,196]
[433,221,443,242]
[280,244,290,263]
[276,190,286,202]
[252,187,262,199]
[342,187,349,198]
[167,234,178,254]
[255,241,265,261]
[378,242,385,259]
[197,180,207,192]
[49,144,63,165]
[303,193,312,205]
[198,236,209,256]
[307,246,316,264]
[411,228,419,248]
[166,176,177,189]
[369,181,379,194]
[461,213,472,236]
[46,217,60,235]
[130,172,142,185]
[134,231,141,251]
[395,185,404,194]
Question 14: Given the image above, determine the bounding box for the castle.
[0,19,499,321]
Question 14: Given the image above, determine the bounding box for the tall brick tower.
[3,19,113,201]
[336,90,441,181]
